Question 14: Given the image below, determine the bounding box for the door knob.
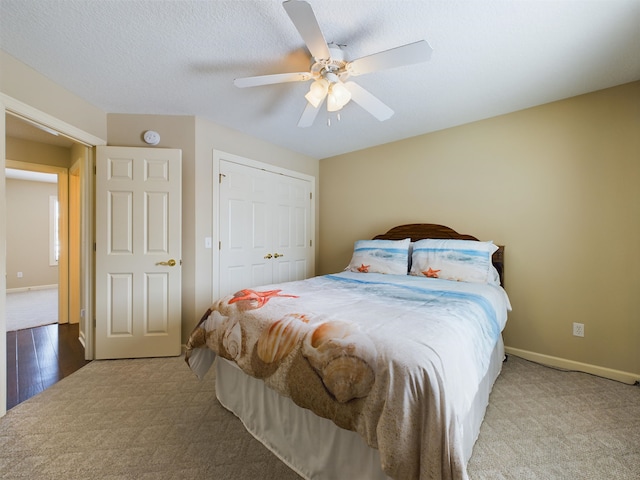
[156,259,177,267]
[274,253,284,258]
[264,253,273,259]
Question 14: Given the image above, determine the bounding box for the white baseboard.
[505,346,640,385]
[6,284,58,293]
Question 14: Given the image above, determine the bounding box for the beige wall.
[319,81,640,380]
[5,136,74,290]
[107,113,319,342]
[6,135,72,167]
[6,178,59,289]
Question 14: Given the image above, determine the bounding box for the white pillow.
[410,239,499,284]
[346,238,411,275]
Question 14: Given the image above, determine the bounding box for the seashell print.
[304,321,361,371]
[309,321,355,349]
[201,310,227,350]
[222,318,242,360]
[201,310,242,361]
[257,313,310,364]
[186,326,207,350]
[292,313,311,323]
[302,320,378,403]
[211,298,231,316]
[321,355,375,403]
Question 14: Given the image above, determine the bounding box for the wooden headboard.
[373,223,505,286]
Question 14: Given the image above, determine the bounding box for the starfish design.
[228,289,298,309]
[423,268,440,278]
[357,264,370,273]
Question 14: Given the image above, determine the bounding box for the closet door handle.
[274,253,283,258]
[264,253,273,259]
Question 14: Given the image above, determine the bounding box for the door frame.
[69,161,81,327]
[0,93,106,418]
[212,150,316,301]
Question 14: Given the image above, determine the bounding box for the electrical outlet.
[573,322,585,337]
[17,271,23,278]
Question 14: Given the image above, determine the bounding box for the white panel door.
[218,159,312,297]
[272,173,311,283]
[218,160,272,297]
[95,146,182,359]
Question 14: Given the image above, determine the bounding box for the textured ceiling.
[1,0,639,159]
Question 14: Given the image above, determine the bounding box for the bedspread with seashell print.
[185,271,511,480]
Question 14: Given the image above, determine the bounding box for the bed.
[185,224,510,480]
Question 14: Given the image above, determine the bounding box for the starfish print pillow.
[346,238,411,275]
[410,238,500,284]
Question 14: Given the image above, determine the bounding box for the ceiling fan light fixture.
[327,81,351,111]
[326,93,339,112]
[237,1,432,127]
[305,78,329,107]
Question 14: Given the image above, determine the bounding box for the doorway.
[5,164,83,327]
[1,97,105,417]
[4,113,89,344]
[5,165,60,331]
[5,160,69,325]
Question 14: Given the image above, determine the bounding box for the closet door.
[219,161,272,296]
[218,159,312,297]
[271,173,311,284]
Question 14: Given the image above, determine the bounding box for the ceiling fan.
[234,0,433,127]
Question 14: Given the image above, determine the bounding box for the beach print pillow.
[347,238,411,275]
[409,239,499,284]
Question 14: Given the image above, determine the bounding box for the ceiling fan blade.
[347,40,433,76]
[344,81,394,121]
[298,96,325,127]
[283,0,330,61]
[234,72,312,88]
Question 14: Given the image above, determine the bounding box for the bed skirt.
[214,336,505,479]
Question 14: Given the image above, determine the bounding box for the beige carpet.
[5,287,58,331]
[0,354,638,479]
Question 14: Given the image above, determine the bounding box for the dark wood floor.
[6,323,91,410]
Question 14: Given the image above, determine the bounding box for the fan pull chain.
[326,114,342,127]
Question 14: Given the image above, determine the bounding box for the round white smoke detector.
[143,130,160,145]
